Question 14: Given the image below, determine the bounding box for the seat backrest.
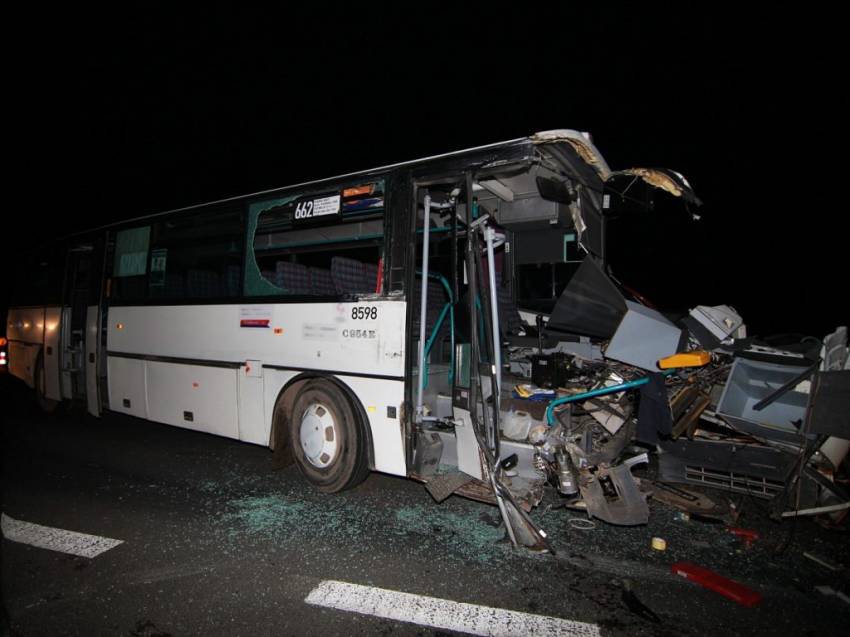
[225,264,241,297]
[162,272,184,298]
[481,263,524,336]
[275,261,312,295]
[187,269,221,298]
[309,267,336,296]
[332,257,375,294]
[362,262,379,294]
[411,278,450,339]
[496,272,524,335]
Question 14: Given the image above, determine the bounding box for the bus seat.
[332,257,375,294]
[275,261,312,295]
[479,258,524,336]
[164,272,184,298]
[188,269,221,298]
[496,271,525,336]
[412,279,448,334]
[363,262,379,293]
[225,265,241,296]
[309,267,336,296]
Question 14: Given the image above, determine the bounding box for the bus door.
[62,240,104,414]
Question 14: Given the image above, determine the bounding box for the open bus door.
[62,237,105,416]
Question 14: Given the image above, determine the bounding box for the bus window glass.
[111,226,150,303]
[148,210,242,300]
[245,182,385,297]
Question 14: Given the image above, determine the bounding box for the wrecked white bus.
[6,129,848,548]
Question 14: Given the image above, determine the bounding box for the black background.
[3,4,844,339]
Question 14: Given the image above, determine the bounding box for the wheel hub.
[299,403,338,468]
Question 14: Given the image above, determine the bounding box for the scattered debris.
[651,537,667,551]
[815,585,850,605]
[671,562,762,607]
[405,133,847,559]
[567,518,596,531]
[621,579,661,624]
[728,527,759,549]
[651,481,730,521]
[803,551,843,572]
[425,472,474,504]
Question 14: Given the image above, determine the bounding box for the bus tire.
[289,379,369,493]
[34,354,60,414]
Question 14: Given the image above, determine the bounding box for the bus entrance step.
[425,472,474,503]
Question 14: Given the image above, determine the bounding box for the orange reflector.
[274,327,283,335]
[0,337,6,347]
[658,351,711,369]
[116,323,124,330]
[343,184,374,197]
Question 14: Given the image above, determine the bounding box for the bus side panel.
[44,306,62,401]
[59,307,74,400]
[238,363,267,445]
[146,361,240,439]
[339,376,406,476]
[107,356,148,419]
[6,307,44,388]
[263,368,300,445]
[106,302,406,379]
[7,341,37,387]
[85,305,101,416]
[261,369,406,477]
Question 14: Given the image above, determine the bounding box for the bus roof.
[78,132,542,235]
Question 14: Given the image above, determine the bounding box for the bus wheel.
[289,380,369,493]
[34,355,59,414]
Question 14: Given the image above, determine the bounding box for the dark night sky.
[4,4,845,339]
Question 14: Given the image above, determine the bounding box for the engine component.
[555,448,578,496]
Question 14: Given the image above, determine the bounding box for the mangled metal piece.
[492,474,552,552]
[612,167,702,205]
[686,305,746,348]
[425,472,473,504]
[579,454,650,525]
[530,129,611,177]
[605,301,684,372]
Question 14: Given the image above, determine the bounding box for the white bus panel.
[105,300,408,475]
[145,361,240,438]
[238,362,266,445]
[44,306,62,401]
[107,356,148,419]
[85,305,101,416]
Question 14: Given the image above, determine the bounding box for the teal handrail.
[544,370,676,426]
[415,271,455,388]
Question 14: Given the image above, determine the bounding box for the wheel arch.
[268,372,375,471]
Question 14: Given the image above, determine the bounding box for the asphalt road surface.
[2,374,848,636]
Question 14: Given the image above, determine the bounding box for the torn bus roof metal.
[530,129,612,178]
[609,167,702,205]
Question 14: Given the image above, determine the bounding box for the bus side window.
[245,182,385,298]
[147,209,243,301]
[111,226,151,304]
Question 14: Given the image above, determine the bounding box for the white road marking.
[1,513,123,558]
[305,579,601,637]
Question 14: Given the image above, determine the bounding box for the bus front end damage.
[410,130,849,550]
